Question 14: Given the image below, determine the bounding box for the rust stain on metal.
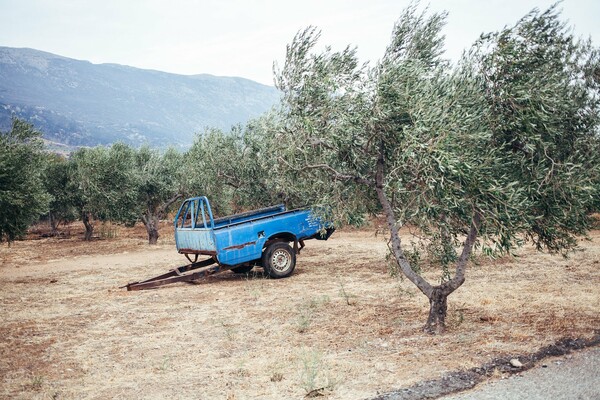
[223,241,257,251]
[178,248,217,256]
[122,257,221,291]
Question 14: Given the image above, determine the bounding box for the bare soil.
[1,222,599,399]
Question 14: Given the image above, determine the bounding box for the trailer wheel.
[262,242,296,278]
[231,263,254,274]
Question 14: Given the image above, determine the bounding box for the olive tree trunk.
[140,194,182,245]
[82,211,94,241]
[142,215,160,245]
[49,212,59,237]
[373,145,482,334]
[426,287,449,333]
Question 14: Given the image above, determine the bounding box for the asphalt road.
[441,347,600,400]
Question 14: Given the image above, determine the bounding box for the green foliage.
[185,117,283,216]
[273,6,488,255]
[474,4,600,252]
[43,154,78,232]
[298,347,337,396]
[135,146,183,208]
[70,144,137,220]
[0,119,50,242]
[272,4,600,330]
[69,143,139,238]
[134,145,184,243]
[274,4,599,258]
[185,127,241,216]
[273,26,378,224]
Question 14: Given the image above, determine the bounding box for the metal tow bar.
[122,257,228,291]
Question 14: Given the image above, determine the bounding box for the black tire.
[231,263,254,274]
[262,242,296,278]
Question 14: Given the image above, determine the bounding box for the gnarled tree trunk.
[49,212,59,237]
[373,142,482,334]
[82,211,94,241]
[423,212,481,333]
[142,215,160,245]
[141,194,182,245]
[425,286,450,334]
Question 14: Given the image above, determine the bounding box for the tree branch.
[374,141,433,297]
[158,193,183,219]
[447,210,482,292]
[217,172,242,189]
[303,163,374,186]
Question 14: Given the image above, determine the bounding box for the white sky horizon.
[1,0,598,86]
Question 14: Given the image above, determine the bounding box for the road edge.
[369,332,600,400]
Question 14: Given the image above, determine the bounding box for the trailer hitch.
[121,257,228,291]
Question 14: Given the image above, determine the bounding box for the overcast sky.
[1,0,598,86]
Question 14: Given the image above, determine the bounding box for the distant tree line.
[1,5,599,332]
[0,116,284,245]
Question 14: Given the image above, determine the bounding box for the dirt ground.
[1,221,599,399]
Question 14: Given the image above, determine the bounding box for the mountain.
[0,47,280,147]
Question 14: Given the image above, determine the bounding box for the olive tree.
[272,5,599,333]
[70,143,185,245]
[0,119,50,242]
[475,5,600,243]
[185,128,244,216]
[185,119,283,217]
[43,154,79,235]
[134,145,184,244]
[69,143,138,240]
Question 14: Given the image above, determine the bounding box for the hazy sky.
[1,0,598,85]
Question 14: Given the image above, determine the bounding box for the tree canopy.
[185,119,284,217]
[69,143,139,240]
[43,153,78,235]
[0,120,50,242]
[272,4,600,332]
[133,145,184,244]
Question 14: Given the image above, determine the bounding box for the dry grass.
[0,222,599,399]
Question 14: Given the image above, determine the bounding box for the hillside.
[0,47,279,147]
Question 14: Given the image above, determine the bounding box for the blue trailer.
[124,196,334,290]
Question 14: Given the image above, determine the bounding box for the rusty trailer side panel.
[175,227,217,255]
